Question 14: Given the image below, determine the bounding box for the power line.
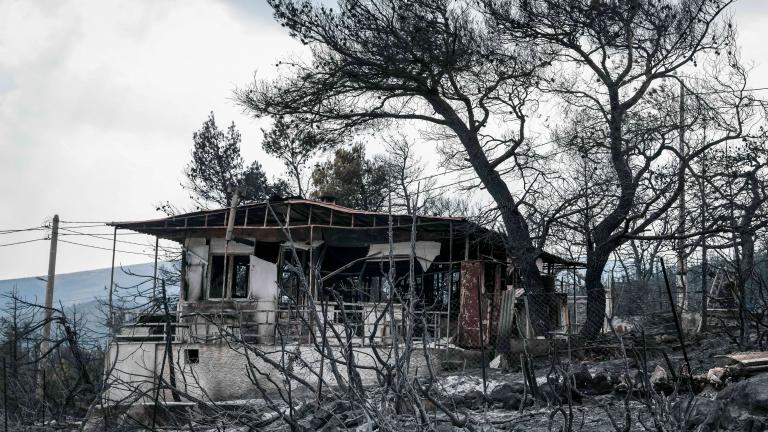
[59,233,146,238]
[8,86,753,239]
[58,239,155,257]
[411,132,581,190]
[410,86,766,186]
[58,223,110,229]
[59,232,145,236]
[59,228,157,248]
[0,227,46,235]
[0,238,47,248]
[685,86,768,96]
[413,165,471,182]
[419,176,480,194]
[561,85,768,100]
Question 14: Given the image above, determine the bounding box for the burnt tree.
[483,0,758,336]
[237,0,556,333]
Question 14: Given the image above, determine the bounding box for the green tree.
[262,116,338,197]
[184,112,287,208]
[311,144,388,211]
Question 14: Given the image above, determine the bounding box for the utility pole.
[108,226,117,336]
[677,82,688,310]
[38,214,58,397]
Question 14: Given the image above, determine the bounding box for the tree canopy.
[184,112,288,208]
[311,144,388,211]
[261,115,339,197]
[239,0,767,337]
[237,0,557,333]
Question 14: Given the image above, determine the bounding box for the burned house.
[105,198,580,403]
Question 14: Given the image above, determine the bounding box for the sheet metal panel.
[457,261,485,348]
[495,289,516,353]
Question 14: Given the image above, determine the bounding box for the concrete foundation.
[106,341,441,403]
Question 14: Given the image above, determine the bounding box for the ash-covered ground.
[254,320,768,431]
[78,315,768,431]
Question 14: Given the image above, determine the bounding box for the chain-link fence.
[607,255,766,335]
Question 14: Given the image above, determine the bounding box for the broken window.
[278,248,308,307]
[209,255,250,299]
[232,256,249,298]
[185,349,199,364]
[484,262,496,294]
[210,255,226,298]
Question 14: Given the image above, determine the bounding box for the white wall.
[105,341,440,403]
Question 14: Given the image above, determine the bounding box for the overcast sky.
[1,0,768,280]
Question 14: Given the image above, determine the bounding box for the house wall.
[106,342,255,404]
[105,341,440,403]
[185,238,208,302]
[106,342,158,404]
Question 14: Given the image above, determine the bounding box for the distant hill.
[0,262,178,335]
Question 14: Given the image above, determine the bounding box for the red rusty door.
[457,260,488,348]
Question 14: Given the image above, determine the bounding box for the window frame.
[185,348,200,364]
[207,252,251,301]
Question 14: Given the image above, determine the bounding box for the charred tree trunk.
[738,234,754,345]
[733,170,761,346]
[484,167,549,335]
[581,99,635,338]
[582,248,611,337]
[427,95,550,334]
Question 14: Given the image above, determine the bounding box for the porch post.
[153,236,159,298]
